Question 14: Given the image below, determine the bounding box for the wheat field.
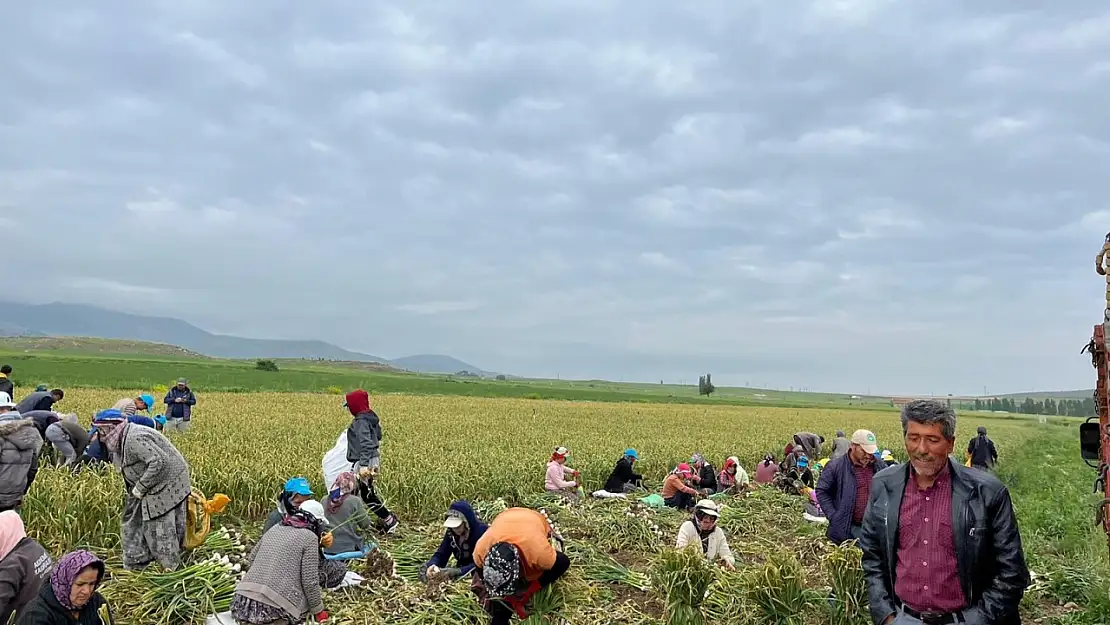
[21,390,1041,624]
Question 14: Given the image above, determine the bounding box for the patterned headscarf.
[326,472,358,515]
[51,550,104,610]
[93,410,128,458]
[482,542,524,597]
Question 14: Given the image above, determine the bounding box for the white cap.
[298,500,328,523]
[554,446,568,456]
[694,499,720,517]
[0,393,14,409]
[444,510,465,529]
[851,429,878,454]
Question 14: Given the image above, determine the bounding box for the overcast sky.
[2,2,1108,395]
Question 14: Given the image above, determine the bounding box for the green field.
[0,339,895,408]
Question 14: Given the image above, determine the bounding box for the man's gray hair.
[900,399,957,440]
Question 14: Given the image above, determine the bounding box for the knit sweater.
[116,424,191,520]
[235,524,325,619]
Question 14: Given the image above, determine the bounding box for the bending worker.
[473,507,570,624]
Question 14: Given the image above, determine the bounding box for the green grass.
[0,347,904,409]
[995,421,1110,623]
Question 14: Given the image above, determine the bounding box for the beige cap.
[851,429,878,454]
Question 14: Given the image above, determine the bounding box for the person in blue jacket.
[419,500,487,584]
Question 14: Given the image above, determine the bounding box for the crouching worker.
[17,550,113,624]
[473,508,570,625]
[231,502,334,624]
[675,499,735,570]
[323,472,376,561]
[602,449,644,495]
[662,464,699,511]
[420,501,487,584]
[716,456,749,495]
[544,447,580,501]
[265,477,314,533]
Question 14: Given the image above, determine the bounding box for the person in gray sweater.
[323,472,375,559]
[93,412,191,571]
[0,510,51,622]
[232,506,331,623]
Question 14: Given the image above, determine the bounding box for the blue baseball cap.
[283,477,313,497]
[138,394,155,411]
[93,409,126,424]
[624,449,639,459]
[797,456,809,468]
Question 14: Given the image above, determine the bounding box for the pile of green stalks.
[651,548,716,625]
[100,525,247,625]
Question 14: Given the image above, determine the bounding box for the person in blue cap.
[111,394,155,418]
[603,448,645,494]
[264,477,315,533]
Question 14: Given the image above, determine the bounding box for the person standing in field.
[0,367,13,402]
[603,449,644,494]
[111,394,154,418]
[815,429,886,544]
[13,390,62,416]
[0,510,52,622]
[860,400,1029,625]
[91,412,191,571]
[967,426,998,471]
[473,507,570,624]
[162,378,196,433]
[0,396,41,513]
[829,430,852,460]
[343,389,399,534]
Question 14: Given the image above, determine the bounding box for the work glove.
[320,532,334,549]
[314,610,328,622]
[131,487,144,499]
[441,567,462,580]
[418,565,433,583]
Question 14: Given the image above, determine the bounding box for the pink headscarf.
[0,511,26,561]
[326,472,358,515]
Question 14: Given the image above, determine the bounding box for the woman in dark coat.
[16,550,113,624]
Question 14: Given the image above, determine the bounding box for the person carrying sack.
[342,390,399,534]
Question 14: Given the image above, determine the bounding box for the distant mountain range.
[0,301,492,375]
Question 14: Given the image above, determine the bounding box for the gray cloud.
[2,1,1108,394]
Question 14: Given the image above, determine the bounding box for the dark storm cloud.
[2,0,1108,393]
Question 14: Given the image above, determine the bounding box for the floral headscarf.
[326,471,358,515]
[50,550,104,610]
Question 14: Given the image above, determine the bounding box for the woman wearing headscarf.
[0,511,51,622]
[92,410,191,571]
[661,463,699,511]
[675,500,735,570]
[473,507,570,624]
[543,447,579,500]
[16,550,113,624]
[322,472,376,560]
[715,456,749,494]
[420,500,488,584]
[754,454,779,483]
[231,501,333,624]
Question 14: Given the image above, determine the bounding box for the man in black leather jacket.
[860,399,1029,625]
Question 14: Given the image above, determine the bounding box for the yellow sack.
[184,488,231,550]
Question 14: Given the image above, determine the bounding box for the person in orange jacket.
[662,463,700,511]
[472,507,570,624]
